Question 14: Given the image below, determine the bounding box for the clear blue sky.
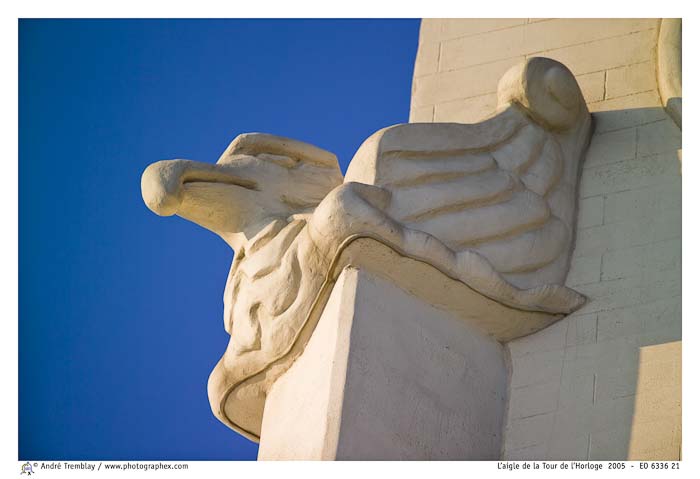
[19,19,419,460]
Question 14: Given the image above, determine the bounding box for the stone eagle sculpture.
[141,57,592,442]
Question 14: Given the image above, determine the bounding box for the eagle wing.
[343,58,592,297]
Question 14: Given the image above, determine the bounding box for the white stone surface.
[657,19,682,128]
[411,18,681,461]
[259,266,507,460]
[139,18,681,460]
[257,266,355,460]
[141,56,592,445]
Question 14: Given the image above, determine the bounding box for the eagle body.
[141,57,593,441]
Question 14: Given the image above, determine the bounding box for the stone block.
[583,127,637,169]
[590,396,636,433]
[412,57,518,106]
[527,29,657,76]
[433,94,496,123]
[564,313,598,348]
[259,266,509,459]
[580,151,680,198]
[439,18,526,41]
[544,432,590,460]
[601,238,680,281]
[589,426,634,460]
[603,182,681,224]
[562,336,640,376]
[566,254,602,286]
[573,277,644,314]
[523,18,658,56]
[639,339,681,364]
[594,368,639,402]
[577,195,604,229]
[558,372,596,410]
[414,41,440,77]
[636,375,681,416]
[605,61,657,99]
[503,443,547,460]
[639,273,681,303]
[418,19,442,43]
[508,381,560,420]
[637,118,682,156]
[589,91,665,133]
[595,298,681,343]
[510,349,564,388]
[628,420,679,460]
[409,104,433,122]
[440,26,526,71]
[504,413,555,450]
[636,324,682,348]
[577,71,606,103]
[508,319,567,358]
[406,18,681,462]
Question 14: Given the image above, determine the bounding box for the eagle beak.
[141,159,260,245]
[141,160,188,216]
[141,159,258,216]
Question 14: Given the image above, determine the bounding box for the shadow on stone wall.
[503,106,681,461]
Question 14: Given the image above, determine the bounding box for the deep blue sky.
[19,19,419,460]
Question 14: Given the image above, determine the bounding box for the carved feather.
[140,57,594,441]
[345,58,592,291]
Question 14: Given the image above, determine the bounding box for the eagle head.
[141,133,342,249]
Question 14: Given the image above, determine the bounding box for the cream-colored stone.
[603,182,681,224]
[601,238,680,282]
[408,104,433,122]
[440,26,525,72]
[545,433,590,460]
[567,255,602,287]
[584,126,637,168]
[605,61,657,99]
[629,347,682,464]
[576,71,606,103]
[656,19,682,128]
[508,320,567,358]
[564,313,598,347]
[432,94,495,123]
[413,41,440,77]
[573,208,681,260]
[440,18,526,41]
[528,29,657,76]
[350,59,593,293]
[596,298,680,343]
[580,151,679,198]
[507,381,560,419]
[589,427,634,460]
[558,371,596,410]
[257,267,355,460]
[418,18,442,44]
[412,58,517,106]
[523,18,657,55]
[140,18,682,460]
[589,396,637,433]
[142,57,593,446]
[636,118,682,156]
[588,90,666,133]
[504,443,547,460]
[510,349,565,388]
[562,336,641,377]
[261,266,508,459]
[577,196,604,228]
[504,412,555,450]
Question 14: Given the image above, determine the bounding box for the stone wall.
[410,18,681,460]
